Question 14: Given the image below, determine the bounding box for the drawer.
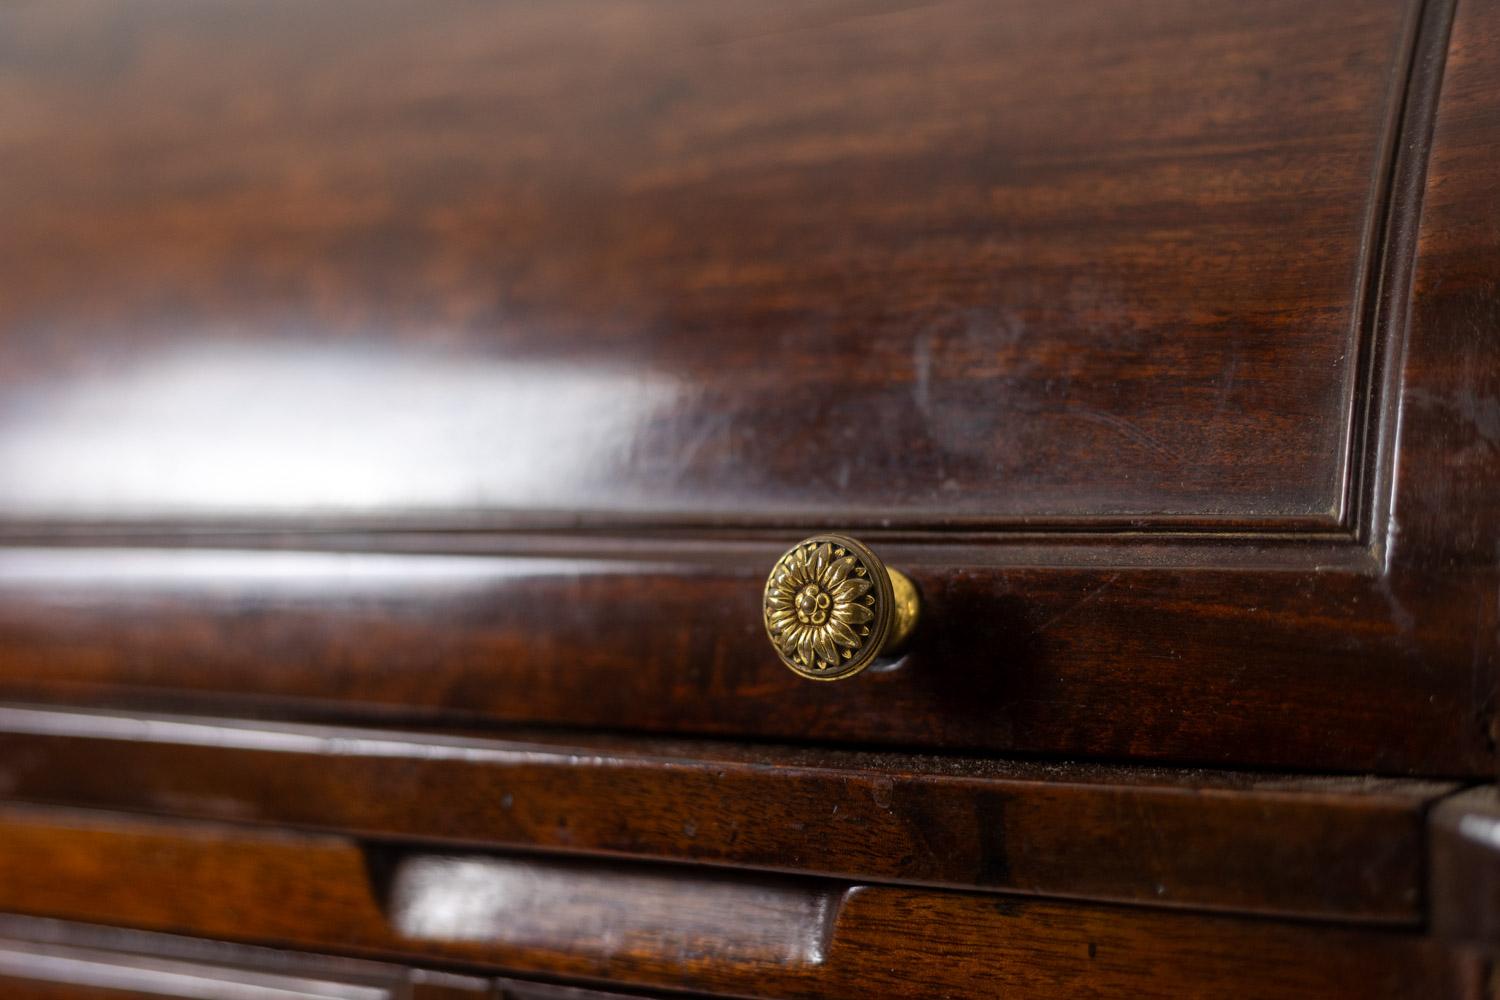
[0,805,1468,1000]
[0,0,1495,775]
[0,529,1488,774]
[0,705,1454,923]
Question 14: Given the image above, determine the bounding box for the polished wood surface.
[0,0,1497,995]
[0,0,1488,779]
[0,944,397,1000]
[0,807,1466,1000]
[0,0,1415,527]
[0,705,1449,923]
[1393,0,1500,739]
[0,534,1488,774]
[0,918,496,1000]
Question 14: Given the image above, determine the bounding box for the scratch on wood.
[1031,573,1122,635]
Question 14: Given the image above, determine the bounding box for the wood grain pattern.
[0,0,1416,527]
[0,0,1489,779]
[0,705,1450,923]
[3,3,1495,993]
[0,806,1466,1000]
[0,539,1488,774]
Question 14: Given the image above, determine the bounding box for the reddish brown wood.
[495,983,673,1000]
[0,913,654,1000]
[0,917,495,1000]
[0,0,1417,528]
[0,1,1493,995]
[0,535,1488,774]
[0,0,1487,781]
[0,980,164,1000]
[0,944,399,1000]
[0,806,1465,1000]
[0,911,674,1000]
[0,705,1450,923]
[1383,0,1500,758]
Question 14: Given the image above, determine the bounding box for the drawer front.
[0,532,1487,773]
[0,0,1495,774]
[0,806,1466,1000]
[0,706,1453,923]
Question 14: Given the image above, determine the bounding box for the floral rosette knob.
[763,534,920,681]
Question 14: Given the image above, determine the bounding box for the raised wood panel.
[0,0,1417,527]
[0,706,1451,922]
[0,807,1465,1000]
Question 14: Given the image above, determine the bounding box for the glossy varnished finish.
[0,4,1496,993]
[0,535,1489,774]
[0,0,1488,780]
[0,706,1450,923]
[1390,0,1500,756]
[0,807,1467,1000]
[0,944,400,1000]
[0,918,497,1000]
[0,0,1416,526]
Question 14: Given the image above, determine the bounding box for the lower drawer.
[0,916,660,1000]
[0,805,1471,999]
[0,918,489,1000]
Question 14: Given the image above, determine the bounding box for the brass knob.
[763,534,920,681]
